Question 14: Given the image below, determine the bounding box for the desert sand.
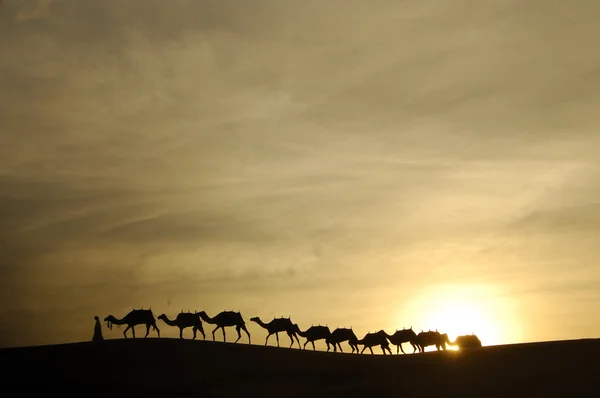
[1,337,598,397]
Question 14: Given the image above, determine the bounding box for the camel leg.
[400,344,406,354]
[234,325,242,343]
[288,332,295,348]
[131,326,136,339]
[154,323,160,338]
[412,343,417,353]
[179,327,184,339]
[211,326,219,341]
[360,346,366,354]
[312,341,316,351]
[241,324,251,344]
[198,324,206,340]
[144,324,151,338]
[303,340,309,350]
[275,332,280,347]
[222,327,226,342]
[295,333,301,348]
[369,347,374,355]
[265,333,272,346]
[123,325,131,339]
[192,327,197,340]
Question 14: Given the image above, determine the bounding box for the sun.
[397,283,519,350]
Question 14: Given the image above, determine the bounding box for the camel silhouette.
[326,327,359,353]
[104,309,160,339]
[416,330,453,352]
[250,316,301,348]
[158,311,206,340]
[385,327,419,354]
[196,311,250,344]
[357,330,392,355]
[293,324,331,351]
[453,334,482,349]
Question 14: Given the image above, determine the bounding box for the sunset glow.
[401,284,522,349]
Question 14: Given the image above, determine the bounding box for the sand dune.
[1,338,599,397]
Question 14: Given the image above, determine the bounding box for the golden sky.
[1,0,599,349]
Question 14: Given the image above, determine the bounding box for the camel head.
[157,314,167,322]
[249,317,260,324]
[104,315,116,330]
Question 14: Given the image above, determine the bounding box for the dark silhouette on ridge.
[92,316,103,342]
[104,309,160,339]
[293,324,332,351]
[196,311,250,344]
[158,311,206,340]
[384,327,419,354]
[357,330,392,355]
[453,334,482,349]
[416,330,453,352]
[326,327,359,353]
[250,316,301,348]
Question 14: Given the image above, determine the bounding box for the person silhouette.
[92,315,104,342]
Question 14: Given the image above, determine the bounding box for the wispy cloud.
[14,0,58,22]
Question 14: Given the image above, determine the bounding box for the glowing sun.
[399,283,519,350]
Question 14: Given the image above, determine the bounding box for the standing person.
[92,315,104,342]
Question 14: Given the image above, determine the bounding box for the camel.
[104,309,160,339]
[157,311,206,340]
[385,327,419,354]
[196,311,251,344]
[293,325,331,351]
[357,330,392,355]
[326,327,359,353]
[415,330,453,352]
[453,334,482,349]
[250,316,301,348]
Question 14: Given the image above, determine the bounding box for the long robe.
[92,318,104,342]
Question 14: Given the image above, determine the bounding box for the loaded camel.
[196,311,251,344]
[357,330,392,355]
[293,324,331,351]
[157,311,206,340]
[326,327,359,353]
[453,334,482,349]
[104,308,160,339]
[415,329,453,352]
[250,316,301,348]
[385,327,419,354]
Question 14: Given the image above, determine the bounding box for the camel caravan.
[102,308,482,354]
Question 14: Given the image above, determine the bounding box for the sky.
[1,0,599,350]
